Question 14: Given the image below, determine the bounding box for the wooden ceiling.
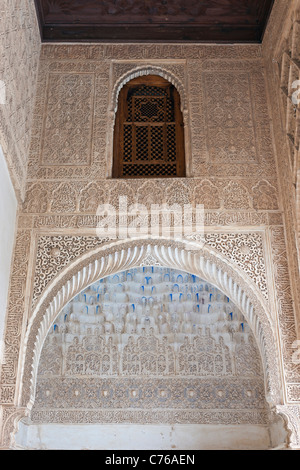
[34,0,275,43]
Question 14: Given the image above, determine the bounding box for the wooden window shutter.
[113,75,186,178]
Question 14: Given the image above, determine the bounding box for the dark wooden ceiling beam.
[40,24,264,43]
[34,0,275,43]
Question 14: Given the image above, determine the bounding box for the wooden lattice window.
[113,75,186,178]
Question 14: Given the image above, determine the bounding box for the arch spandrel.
[18,237,283,412]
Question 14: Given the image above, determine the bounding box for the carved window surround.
[106,62,192,179]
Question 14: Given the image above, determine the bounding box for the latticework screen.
[113,76,185,178]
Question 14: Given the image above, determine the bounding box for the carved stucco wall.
[1,230,297,448]
[261,2,300,446]
[0,0,41,201]
[0,146,17,366]
[1,2,300,448]
[262,0,300,330]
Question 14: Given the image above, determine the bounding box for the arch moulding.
[17,236,283,414]
[111,65,188,114]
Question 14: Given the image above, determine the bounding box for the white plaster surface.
[0,146,17,363]
[15,423,271,450]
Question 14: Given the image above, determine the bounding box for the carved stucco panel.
[0,0,41,201]
[0,230,32,405]
[39,44,262,62]
[22,178,280,215]
[269,226,300,389]
[31,235,115,306]
[41,73,96,166]
[26,48,275,184]
[30,232,269,311]
[29,409,269,426]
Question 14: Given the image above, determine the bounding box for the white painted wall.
[0,146,17,363]
[15,422,272,450]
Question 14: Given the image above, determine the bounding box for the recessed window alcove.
[15,266,287,450]
[112,75,186,179]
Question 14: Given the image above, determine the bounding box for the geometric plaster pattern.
[27,44,277,185]
[0,0,40,201]
[23,178,280,214]
[260,2,300,444]
[31,232,268,307]
[262,0,300,343]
